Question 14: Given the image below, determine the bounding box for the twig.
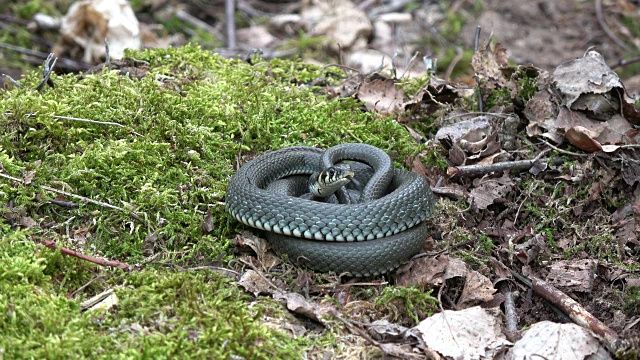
[538,139,590,157]
[71,275,107,297]
[445,111,513,121]
[511,270,620,353]
[225,0,237,49]
[52,115,142,137]
[473,26,483,112]
[175,9,224,42]
[613,55,640,69]
[498,281,521,342]
[104,38,110,65]
[368,0,417,18]
[2,74,22,88]
[431,186,464,199]
[448,151,549,178]
[0,172,142,221]
[49,199,78,208]
[595,0,630,51]
[41,239,131,270]
[444,47,463,81]
[0,42,91,72]
[36,53,56,91]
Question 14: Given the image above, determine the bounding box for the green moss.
[0,44,421,357]
[375,286,438,325]
[0,227,305,358]
[485,86,512,108]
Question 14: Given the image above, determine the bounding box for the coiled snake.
[226,143,435,276]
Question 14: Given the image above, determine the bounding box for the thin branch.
[444,47,463,81]
[0,42,91,71]
[52,115,142,136]
[49,199,78,208]
[473,26,484,112]
[448,151,550,178]
[613,55,640,69]
[2,74,22,88]
[225,0,237,49]
[511,270,620,354]
[0,172,142,221]
[539,139,590,157]
[595,0,630,51]
[41,239,131,270]
[175,9,225,42]
[71,275,107,297]
[36,53,56,91]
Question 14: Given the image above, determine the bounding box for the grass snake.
[226,143,435,276]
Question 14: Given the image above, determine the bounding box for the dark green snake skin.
[226,144,435,276]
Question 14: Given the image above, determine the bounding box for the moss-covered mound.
[0,45,419,358]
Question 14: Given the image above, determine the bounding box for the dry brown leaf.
[237,270,274,297]
[416,307,511,359]
[235,231,280,268]
[469,172,514,210]
[545,259,596,293]
[396,255,449,288]
[357,77,405,114]
[18,216,37,229]
[54,0,140,63]
[565,126,603,152]
[524,91,563,143]
[507,321,611,359]
[472,41,511,88]
[457,270,496,308]
[201,208,214,234]
[552,50,623,109]
[275,292,335,324]
[301,0,371,52]
[23,170,36,185]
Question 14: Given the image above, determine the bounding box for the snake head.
[309,166,355,198]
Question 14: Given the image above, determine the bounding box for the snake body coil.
[226,144,435,276]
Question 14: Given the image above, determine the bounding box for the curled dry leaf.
[54,0,140,64]
[525,91,563,144]
[416,306,511,359]
[472,41,510,88]
[396,255,466,288]
[457,270,497,308]
[552,50,622,110]
[274,292,335,324]
[367,320,411,341]
[237,270,274,297]
[556,109,637,152]
[507,321,611,360]
[235,231,280,267]
[201,208,214,234]
[397,255,495,308]
[469,172,514,210]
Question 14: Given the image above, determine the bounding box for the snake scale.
[226,143,435,276]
